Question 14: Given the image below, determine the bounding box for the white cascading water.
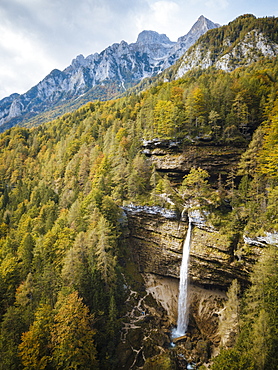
[173,220,192,338]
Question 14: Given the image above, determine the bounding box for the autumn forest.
[0,15,278,370]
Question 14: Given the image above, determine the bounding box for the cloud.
[0,0,148,98]
[0,16,57,98]
[0,0,277,99]
[134,1,192,41]
[205,0,229,9]
[0,0,208,98]
[151,1,180,24]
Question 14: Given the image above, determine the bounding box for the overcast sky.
[0,0,277,100]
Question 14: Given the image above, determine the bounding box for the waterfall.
[173,220,192,338]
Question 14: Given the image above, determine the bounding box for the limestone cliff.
[119,202,273,368]
[142,139,245,183]
[118,139,275,368]
[123,205,251,288]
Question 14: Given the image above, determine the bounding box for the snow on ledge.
[244,232,278,247]
[122,204,178,219]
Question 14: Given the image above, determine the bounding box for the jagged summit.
[178,15,220,43]
[196,15,220,29]
[136,30,173,45]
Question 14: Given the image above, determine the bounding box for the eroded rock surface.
[124,205,249,289]
[120,203,274,368]
[142,139,246,183]
[119,138,278,368]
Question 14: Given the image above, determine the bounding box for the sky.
[0,0,277,100]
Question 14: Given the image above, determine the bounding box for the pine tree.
[179,167,210,205]
[185,86,207,128]
[218,279,240,348]
[95,215,116,285]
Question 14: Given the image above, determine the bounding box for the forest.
[0,39,278,369]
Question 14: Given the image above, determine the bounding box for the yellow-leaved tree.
[258,114,278,180]
[51,291,98,370]
[153,100,177,138]
[19,304,54,370]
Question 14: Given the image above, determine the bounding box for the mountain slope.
[173,14,278,78]
[115,14,278,103]
[0,15,218,132]
[0,51,278,368]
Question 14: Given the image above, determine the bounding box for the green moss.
[191,228,232,258]
[125,261,144,288]
[143,353,176,370]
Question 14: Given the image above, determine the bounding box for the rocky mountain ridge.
[173,14,278,78]
[175,29,278,78]
[0,15,218,131]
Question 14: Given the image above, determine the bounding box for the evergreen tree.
[95,215,117,285]
[179,167,210,205]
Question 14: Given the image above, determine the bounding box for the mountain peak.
[0,15,218,131]
[196,14,220,28]
[178,15,220,43]
[136,30,173,45]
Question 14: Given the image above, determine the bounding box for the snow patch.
[123,204,177,219]
[244,232,278,247]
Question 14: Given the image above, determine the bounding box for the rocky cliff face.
[118,205,232,367]
[0,16,218,131]
[142,139,245,183]
[123,204,251,289]
[119,203,273,368]
[118,140,276,368]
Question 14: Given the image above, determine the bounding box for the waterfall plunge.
[173,221,192,338]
